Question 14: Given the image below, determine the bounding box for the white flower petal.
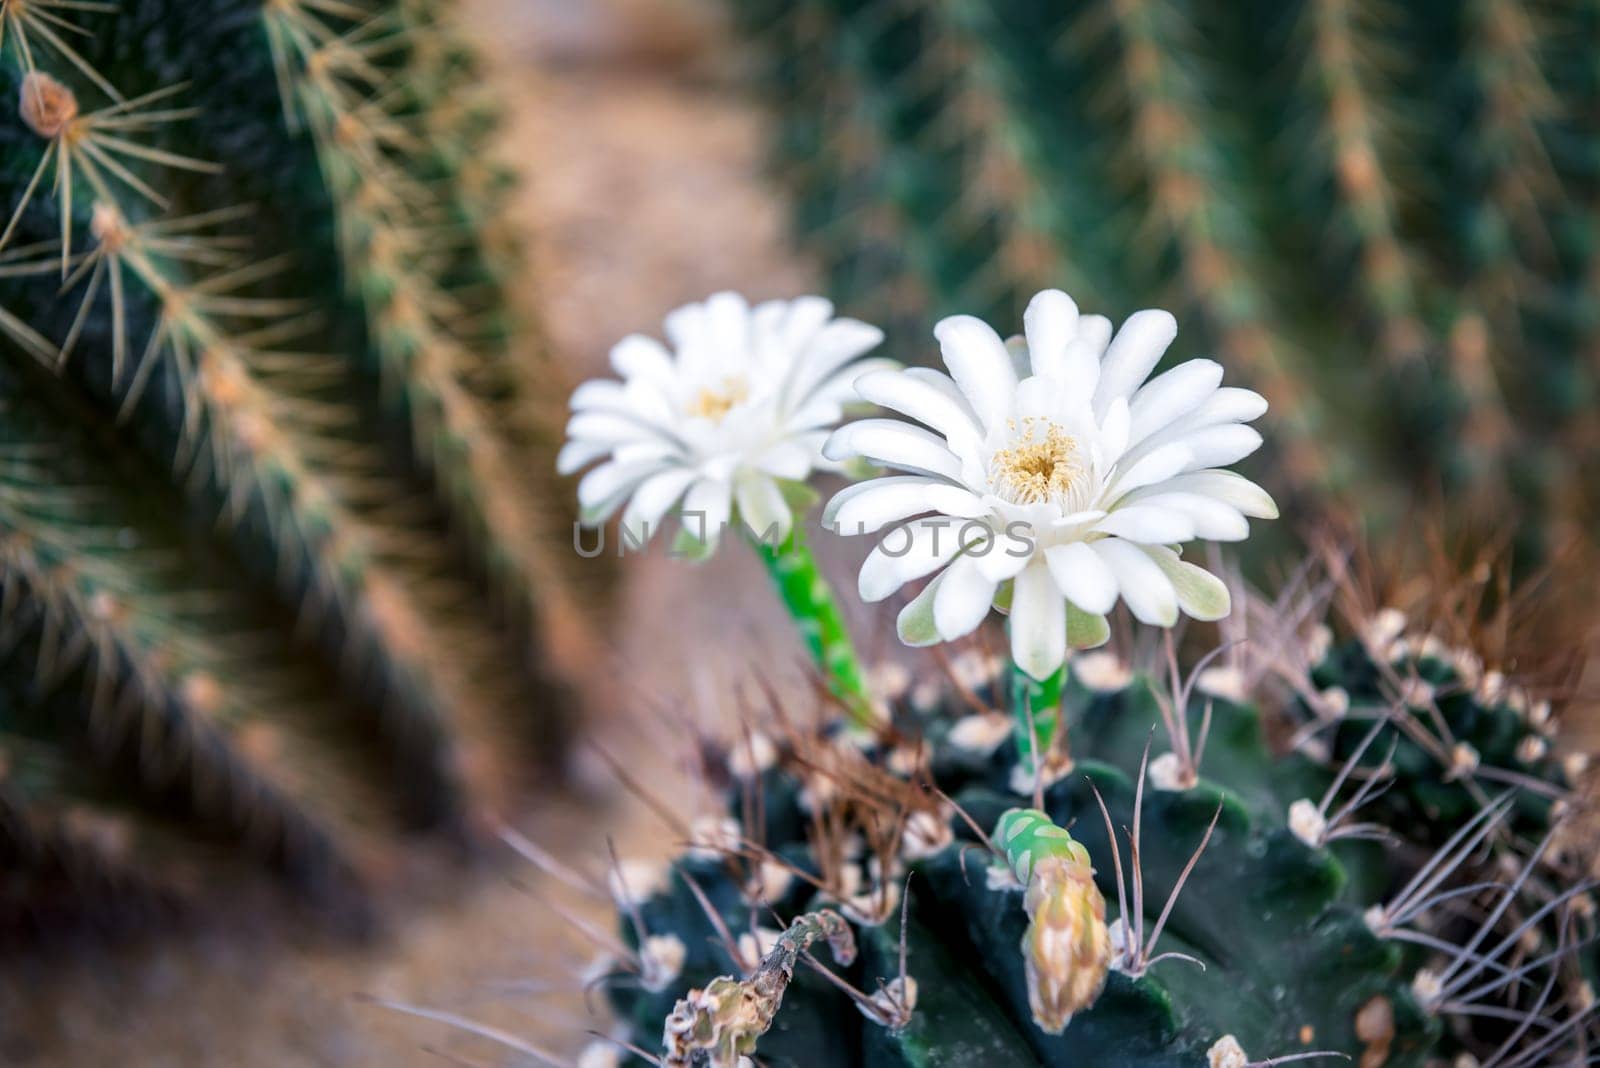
[1023,289,1079,380]
[1178,425,1264,472]
[735,472,792,542]
[1004,335,1030,379]
[827,477,988,535]
[1043,542,1119,615]
[973,531,1033,582]
[1010,561,1066,680]
[822,419,964,481]
[751,298,788,345]
[933,555,999,641]
[1092,309,1177,417]
[781,296,836,354]
[1104,443,1192,500]
[578,460,662,523]
[859,518,965,602]
[800,358,901,420]
[1093,506,1196,545]
[663,299,708,358]
[1114,387,1268,471]
[620,467,698,544]
[1077,314,1113,356]
[680,477,732,552]
[901,367,978,411]
[557,438,611,476]
[1145,546,1232,621]
[754,438,816,481]
[897,571,949,647]
[1185,386,1267,428]
[1098,396,1131,463]
[1013,375,1062,421]
[788,319,886,406]
[823,478,883,527]
[569,379,628,412]
[1092,538,1179,626]
[785,397,846,437]
[565,410,657,446]
[1131,492,1250,541]
[1058,337,1104,396]
[609,334,675,383]
[1128,359,1223,446]
[704,291,751,360]
[933,314,1018,432]
[1052,508,1108,528]
[1066,603,1111,650]
[1136,470,1278,518]
[854,369,984,448]
[612,439,679,467]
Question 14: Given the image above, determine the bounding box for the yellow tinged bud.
[1022,855,1111,1033]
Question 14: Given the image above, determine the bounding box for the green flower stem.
[750,530,880,730]
[1010,660,1067,771]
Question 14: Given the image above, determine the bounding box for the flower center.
[687,377,749,422]
[990,419,1082,506]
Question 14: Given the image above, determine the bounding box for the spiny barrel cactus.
[727,0,1600,561]
[0,0,588,929]
[573,577,1595,1065]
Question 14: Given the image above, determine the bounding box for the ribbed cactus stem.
[1010,660,1067,773]
[749,531,879,730]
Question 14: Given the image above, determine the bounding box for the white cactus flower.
[823,290,1276,679]
[561,292,889,554]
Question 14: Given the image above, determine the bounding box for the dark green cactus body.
[597,614,1592,1064]
[730,0,1600,562]
[0,0,584,931]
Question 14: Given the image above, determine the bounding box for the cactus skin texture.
[0,0,587,931]
[583,581,1596,1065]
[727,0,1600,563]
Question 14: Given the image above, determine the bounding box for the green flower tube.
[752,528,881,730]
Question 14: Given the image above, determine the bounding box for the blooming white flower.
[560,292,889,554]
[822,290,1276,679]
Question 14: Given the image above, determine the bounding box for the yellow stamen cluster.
[990,419,1083,505]
[688,377,750,422]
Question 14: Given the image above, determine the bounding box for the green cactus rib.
[737,0,1062,362]
[0,679,267,933]
[0,780,183,936]
[608,688,1433,1066]
[262,0,596,677]
[752,531,878,729]
[2,194,482,827]
[731,0,1600,554]
[0,0,581,927]
[0,360,400,897]
[1291,0,1428,362]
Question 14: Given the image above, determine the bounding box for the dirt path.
[0,3,843,1064]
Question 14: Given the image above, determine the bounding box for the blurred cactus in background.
[726,0,1600,562]
[0,0,591,931]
